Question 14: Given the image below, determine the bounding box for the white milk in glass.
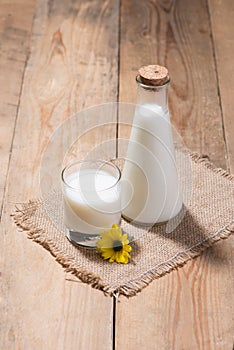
[63,169,121,234]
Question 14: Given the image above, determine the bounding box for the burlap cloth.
[13,153,234,297]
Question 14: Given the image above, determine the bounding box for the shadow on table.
[152,207,231,267]
[126,206,231,267]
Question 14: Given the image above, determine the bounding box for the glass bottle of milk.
[121,65,182,224]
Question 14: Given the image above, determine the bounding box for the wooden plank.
[208,0,234,173]
[116,243,234,349]
[116,0,233,349]
[0,0,119,348]
[0,0,35,216]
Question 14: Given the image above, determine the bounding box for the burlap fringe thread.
[13,153,234,297]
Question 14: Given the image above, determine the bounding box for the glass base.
[66,229,100,248]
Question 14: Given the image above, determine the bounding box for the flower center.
[112,240,123,252]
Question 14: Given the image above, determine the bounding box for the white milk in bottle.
[121,65,182,224]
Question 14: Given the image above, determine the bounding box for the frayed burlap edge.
[12,200,109,295]
[12,153,234,298]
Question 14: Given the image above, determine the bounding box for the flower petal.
[123,244,132,252]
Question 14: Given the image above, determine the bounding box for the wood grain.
[0,0,119,348]
[116,0,234,349]
[208,0,234,173]
[1,0,233,348]
[116,242,234,350]
[0,0,35,216]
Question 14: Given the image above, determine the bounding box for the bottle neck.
[136,77,169,113]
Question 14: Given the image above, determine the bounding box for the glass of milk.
[61,160,121,248]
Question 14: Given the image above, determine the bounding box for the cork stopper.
[138,65,169,86]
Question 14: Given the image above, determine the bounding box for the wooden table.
[0,0,233,349]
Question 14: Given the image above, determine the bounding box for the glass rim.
[136,74,170,89]
[61,159,121,192]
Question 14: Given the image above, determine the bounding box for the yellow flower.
[97,224,132,264]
